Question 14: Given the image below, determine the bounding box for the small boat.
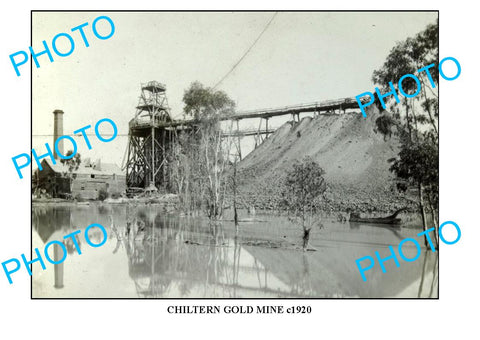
[349,208,406,225]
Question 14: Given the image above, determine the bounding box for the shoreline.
[32,198,426,229]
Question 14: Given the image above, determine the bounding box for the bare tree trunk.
[418,182,429,248]
[409,98,419,141]
[301,202,311,250]
[203,128,215,218]
[427,192,439,249]
[405,103,412,142]
[425,82,438,99]
[302,228,311,251]
[420,79,439,138]
[233,157,239,229]
[214,130,220,218]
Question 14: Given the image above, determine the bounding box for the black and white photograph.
[30,11,440,298]
[4,1,480,338]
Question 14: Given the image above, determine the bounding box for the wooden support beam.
[151,126,155,186]
[162,129,167,186]
[236,120,242,161]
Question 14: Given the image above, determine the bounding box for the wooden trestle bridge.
[124,81,365,190]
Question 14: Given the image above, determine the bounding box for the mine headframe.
[125,81,175,191]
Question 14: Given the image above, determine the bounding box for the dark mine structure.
[124,80,367,193]
[125,81,178,192]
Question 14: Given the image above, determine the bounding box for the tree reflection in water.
[417,249,438,298]
[106,207,242,298]
[33,205,439,298]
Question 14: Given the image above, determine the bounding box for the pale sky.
[32,11,437,166]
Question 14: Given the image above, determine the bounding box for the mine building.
[35,158,126,200]
[33,109,126,200]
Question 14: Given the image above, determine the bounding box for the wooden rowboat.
[349,208,406,225]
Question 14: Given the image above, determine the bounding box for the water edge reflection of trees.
[32,205,438,298]
[106,207,299,298]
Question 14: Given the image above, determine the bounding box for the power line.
[35,14,278,140]
[213,12,278,90]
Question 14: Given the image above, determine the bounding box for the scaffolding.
[125,81,175,191]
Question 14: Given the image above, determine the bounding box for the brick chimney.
[53,109,64,160]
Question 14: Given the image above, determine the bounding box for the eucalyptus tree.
[281,157,327,250]
[372,20,439,246]
[174,81,236,220]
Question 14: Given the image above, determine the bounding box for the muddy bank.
[228,183,415,214]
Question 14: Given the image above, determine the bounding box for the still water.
[32,204,438,298]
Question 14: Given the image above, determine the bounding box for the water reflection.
[32,205,438,298]
[118,215,293,298]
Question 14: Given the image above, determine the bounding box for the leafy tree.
[375,115,396,140]
[183,81,235,120]
[60,150,81,196]
[281,157,327,250]
[372,19,438,140]
[172,82,236,220]
[389,136,439,245]
[60,150,81,173]
[98,188,108,201]
[373,20,439,247]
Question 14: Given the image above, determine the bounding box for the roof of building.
[42,159,125,176]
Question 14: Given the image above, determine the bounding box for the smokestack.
[53,109,64,160]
